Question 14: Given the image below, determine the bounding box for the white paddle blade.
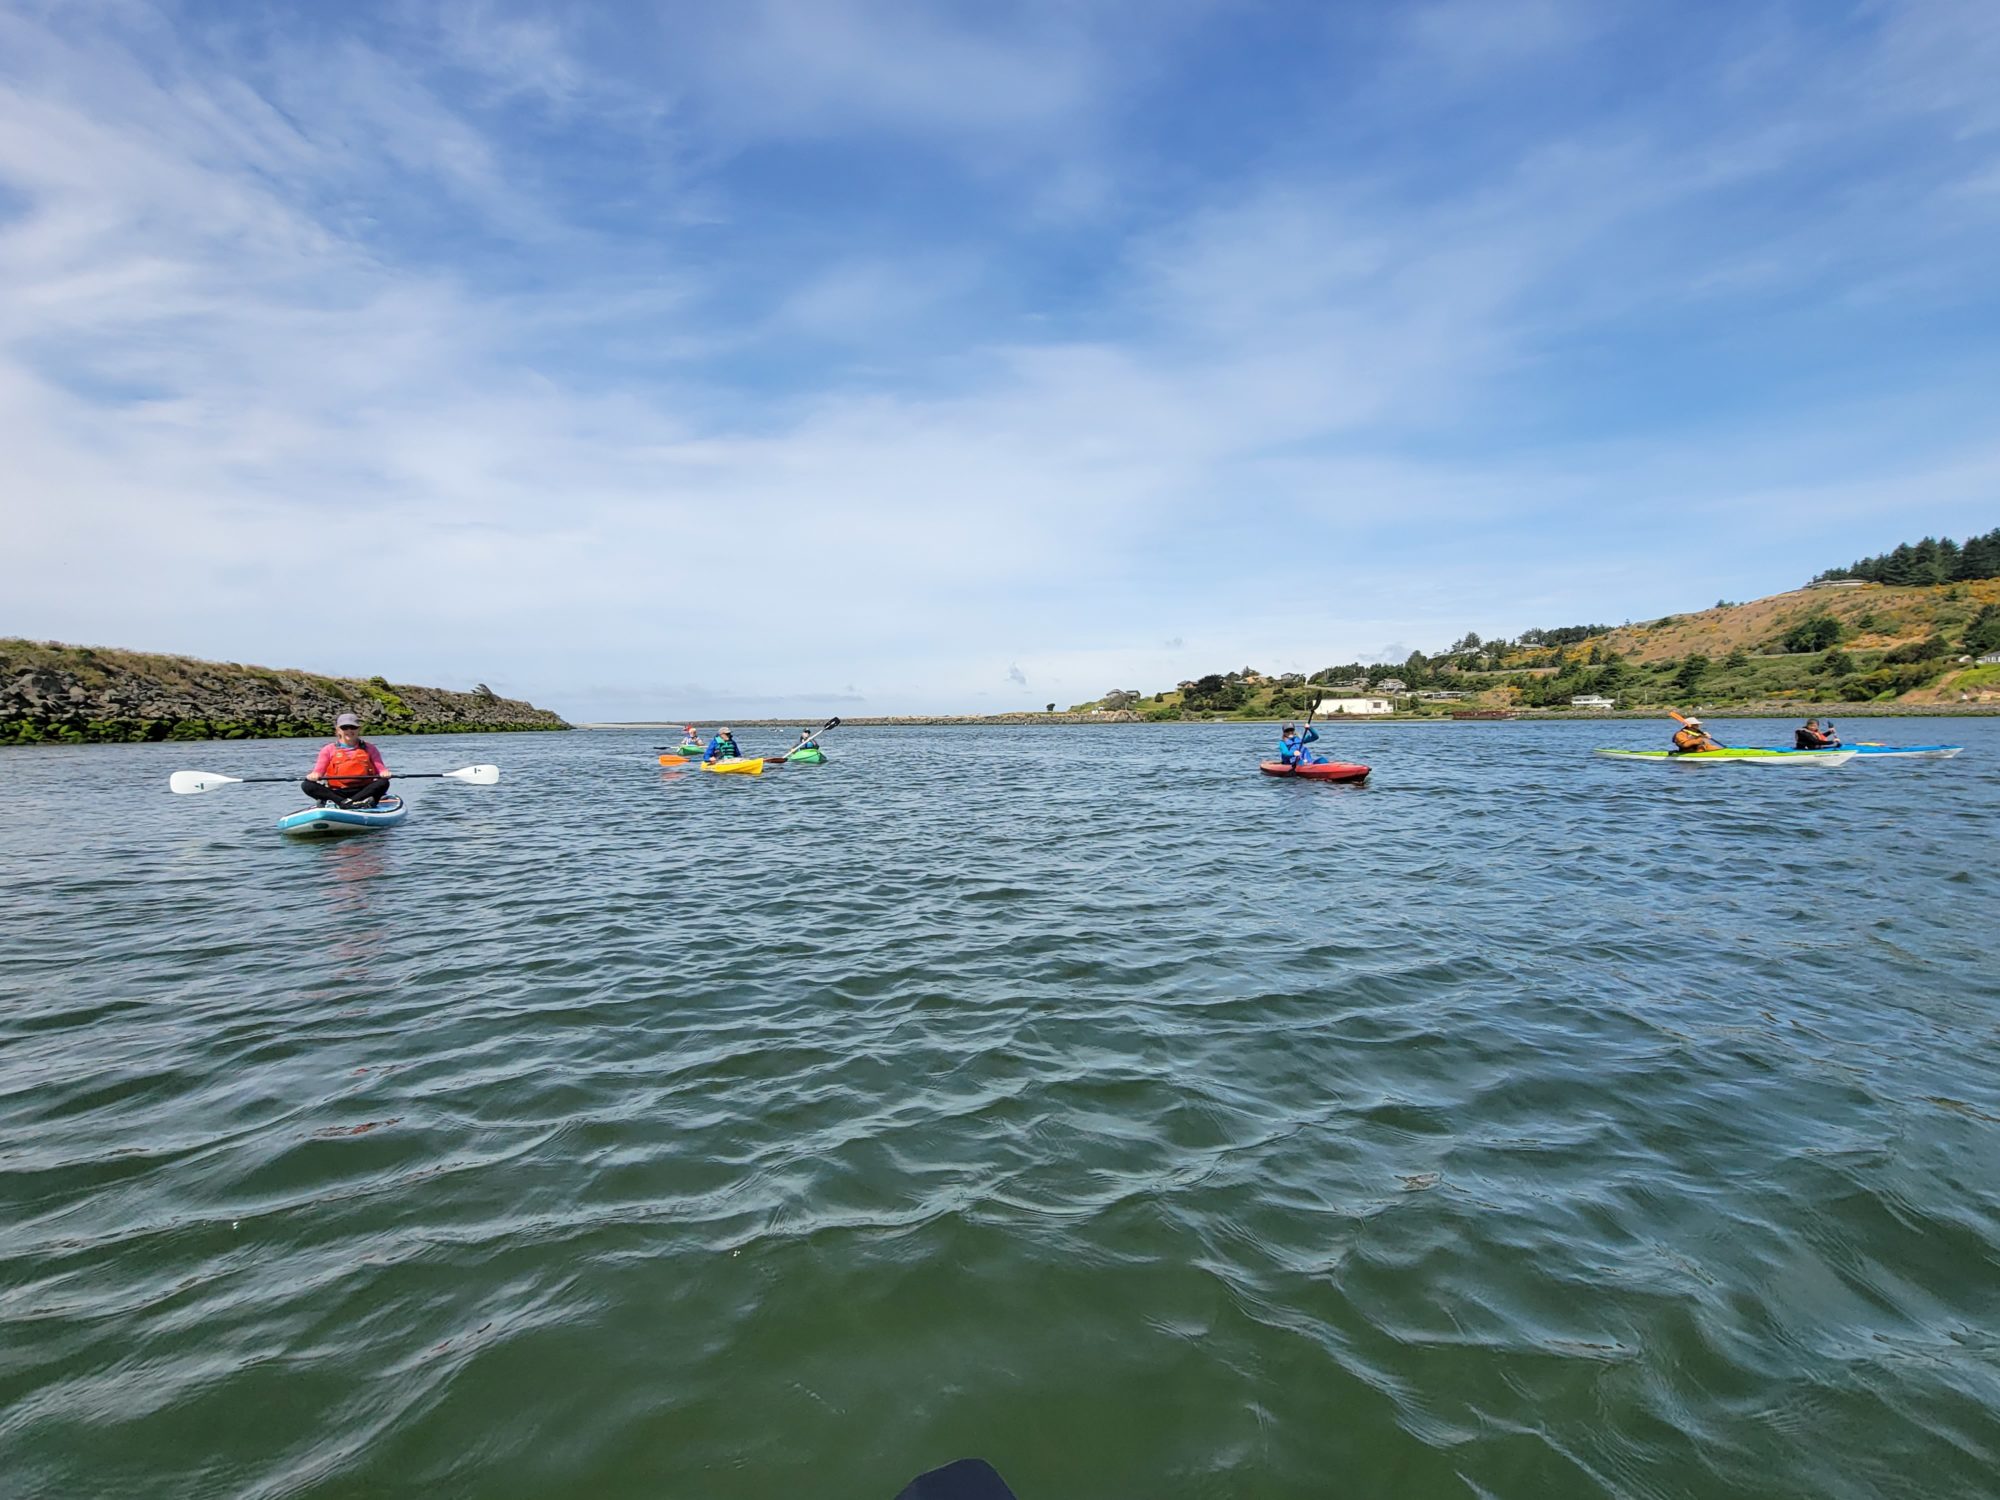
[444,764,501,785]
[170,770,241,795]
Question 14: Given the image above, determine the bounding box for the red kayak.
[1260,760,1369,783]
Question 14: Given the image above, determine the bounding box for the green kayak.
[786,746,826,764]
[1595,747,1856,767]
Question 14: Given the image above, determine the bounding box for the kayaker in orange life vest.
[302,713,391,806]
[1793,718,1840,749]
[1670,717,1724,754]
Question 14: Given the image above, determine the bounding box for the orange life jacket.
[323,742,377,788]
[1671,729,1710,753]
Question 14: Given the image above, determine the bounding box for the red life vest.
[323,742,377,788]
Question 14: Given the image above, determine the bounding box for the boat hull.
[276,795,408,836]
[1595,748,1856,766]
[1259,760,1371,783]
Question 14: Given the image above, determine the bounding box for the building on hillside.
[1375,678,1407,692]
[1416,690,1467,701]
[1570,694,1617,709]
[1980,652,2000,666]
[1805,578,1871,589]
[1317,695,1393,716]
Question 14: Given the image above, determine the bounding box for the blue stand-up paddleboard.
[276,795,408,838]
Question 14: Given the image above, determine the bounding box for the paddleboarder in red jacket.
[302,713,391,807]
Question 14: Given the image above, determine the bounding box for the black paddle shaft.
[217,771,460,784]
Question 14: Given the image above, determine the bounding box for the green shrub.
[1782,614,1844,652]
[1884,636,1951,664]
[1965,605,2000,655]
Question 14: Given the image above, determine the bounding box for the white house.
[1317,696,1394,716]
[1375,678,1408,692]
[1570,694,1617,709]
[1980,652,2000,666]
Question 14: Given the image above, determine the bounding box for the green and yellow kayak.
[1595,747,1857,767]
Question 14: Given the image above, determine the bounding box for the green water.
[2,722,1996,1498]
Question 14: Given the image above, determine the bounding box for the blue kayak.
[1766,744,1962,759]
[276,795,408,837]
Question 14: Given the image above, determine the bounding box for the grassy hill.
[2,639,572,744]
[1071,579,2000,719]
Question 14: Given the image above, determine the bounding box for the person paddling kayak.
[703,726,742,763]
[1670,717,1724,754]
[1278,722,1323,766]
[302,713,391,807]
[1793,718,1841,749]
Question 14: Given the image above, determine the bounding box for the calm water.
[2,720,1997,1500]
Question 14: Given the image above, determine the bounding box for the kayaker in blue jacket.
[704,727,742,763]
[1278,723,1322,766]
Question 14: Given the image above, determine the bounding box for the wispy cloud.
[5,1,1999,717]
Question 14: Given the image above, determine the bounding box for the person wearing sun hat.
[1669,715,1723,754]
[703,725,742,763]
[302,713,392,807]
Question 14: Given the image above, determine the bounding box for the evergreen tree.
[1819,526,2000,584]
[1782,614,1843,652]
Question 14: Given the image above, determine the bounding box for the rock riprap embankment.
[2,639,570,744]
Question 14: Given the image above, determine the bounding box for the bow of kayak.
[277,795,408,836]
[703,758,766,776]
[1260,760,1370,783]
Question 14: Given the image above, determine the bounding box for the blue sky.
[5,0,1998,719]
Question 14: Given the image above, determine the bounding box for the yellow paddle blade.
[702,758,764,776]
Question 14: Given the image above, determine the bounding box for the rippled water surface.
[3,720,1998,1499]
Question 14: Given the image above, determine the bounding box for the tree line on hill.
[1815,527,2000,586]
[1090,601,2000,715]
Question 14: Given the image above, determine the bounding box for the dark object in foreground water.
[896,1458,1019,1499]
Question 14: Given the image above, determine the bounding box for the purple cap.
[335,713,361,729]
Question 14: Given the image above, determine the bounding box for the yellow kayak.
[702,758,765,777]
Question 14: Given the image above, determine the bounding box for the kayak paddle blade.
[442,764,501,785]
[170,770,240,794]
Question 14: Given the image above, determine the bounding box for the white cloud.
[5,2,2000,718]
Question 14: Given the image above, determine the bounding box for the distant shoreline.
[582,704,2000,729]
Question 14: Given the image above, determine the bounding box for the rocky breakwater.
[2,639,571,744]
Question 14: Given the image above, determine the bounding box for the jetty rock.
[2,639,570,745]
